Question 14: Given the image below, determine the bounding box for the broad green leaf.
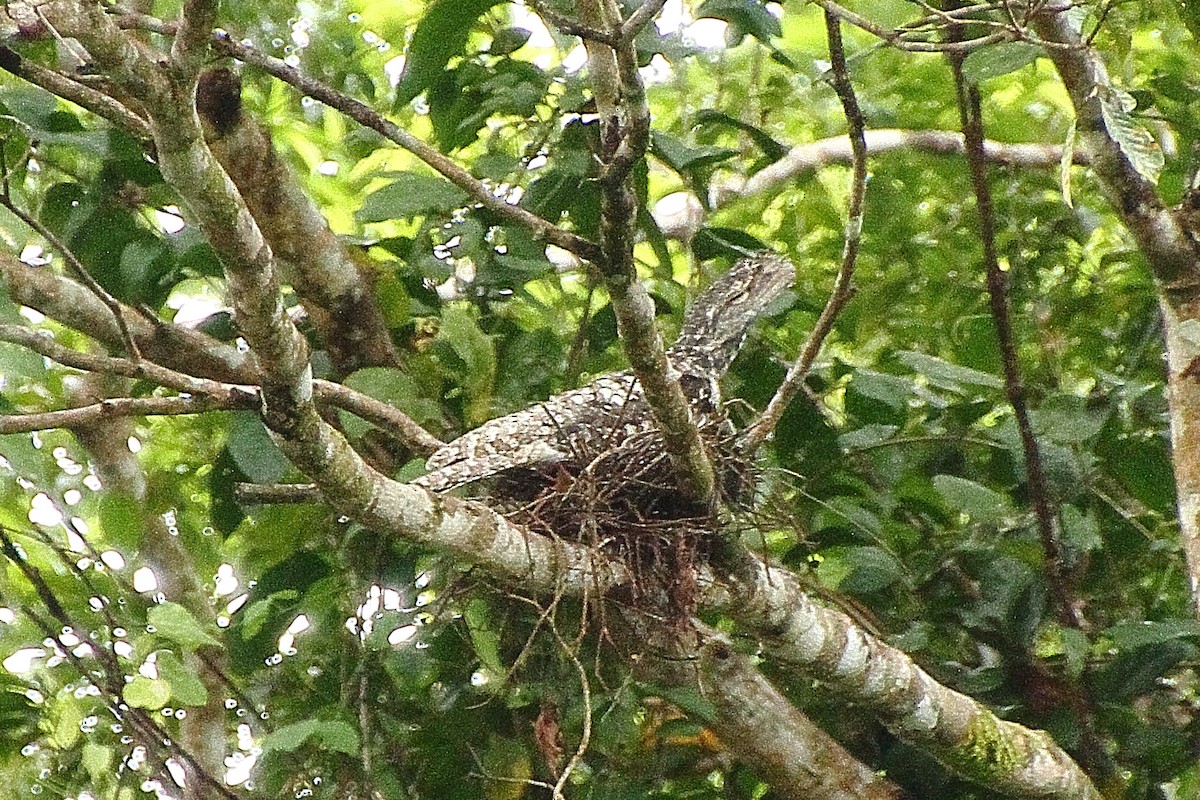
[396,0,507,104]
[1060,505,1102,553]
[1103,620,1200,651]
[98,491,144,553]
[155,651,209,706]
[465,598,504,675]
[124,676,172,710]
[261,718,360,756]
[896,351,1002,391]
[839,546,903,593]
[1098,85,1163,183]
[240,590,299,640]
[488,27,531,56]
[651,131,737,173]
[356,173,469,222]
[932,475,1012,523]
[696,0,782,43]
[148,602,221,651]
[341,367,443,438]
[227,412,290,484]
[960,42,1042,83]
[436,304,497,426]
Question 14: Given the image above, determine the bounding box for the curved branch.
[731,128,1091,204]
[0,392,255,434]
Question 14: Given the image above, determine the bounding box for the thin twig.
[0,147,142,359]
[0,393,255,434]
[948,47,1082,630]
[0,47,152,139]
[740,11,867,454]
[207,33,601,263]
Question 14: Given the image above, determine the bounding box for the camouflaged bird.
[414,253,795,493]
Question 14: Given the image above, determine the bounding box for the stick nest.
[494,420,754,615]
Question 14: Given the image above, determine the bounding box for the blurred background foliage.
[0,0,1198,798]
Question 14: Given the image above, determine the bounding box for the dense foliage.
[0,1,1197,799]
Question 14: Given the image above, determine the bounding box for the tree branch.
[577,0,717,503]
[0,392,256,433]
[730,128,1091,205]
[740,11,865,453]
[208,33,602,263]
[698,554,1103,799]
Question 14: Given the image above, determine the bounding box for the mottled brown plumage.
[415,253,794,492]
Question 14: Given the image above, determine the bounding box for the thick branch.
[578,0,717,503]
[698,556,1101,800]
[195,68,400,375]
[1031,8,1200,618]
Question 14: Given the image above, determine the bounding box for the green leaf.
[155,651,209,706]
[227,412,290,484]
[651,131,737,173]
[465,598,504,675]
[932,475,1012,523]
[261,719,360,756]
[436,304,497,426]
[240,590,299,640]
[896,351,1002,392]
[356,172,469,223]
[1097,85,1163,183]
[1060,505,1102,553]
[960,42,1043,83]
[488,27,532,56]
[1104,620,1200,651]
[839,546,903,593]
[98,491,144,553]
[341,367,443,438]
[1060,118,1076,208]
[396,0,507,104]
[696,0,782,43]
[148,602,221,651]
[124,676,172,710]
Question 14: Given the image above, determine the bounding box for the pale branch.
[45,1,312,410]
[1030,8,1200,618]
[207,33,603,264]
[691,626,906,800]
[0,318,440,457]
[576,0,717,503]
[624,614,903,800]
[741,11,865,454]
[195,68,400,375]
[0,393,257,434]
[697,555,1102,800]
[37,1,629,603]
[731,128,1091,204]
[0,46,151,140]
[620,0,669,41]
[170,0,217,79]
[1,255,258,384]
